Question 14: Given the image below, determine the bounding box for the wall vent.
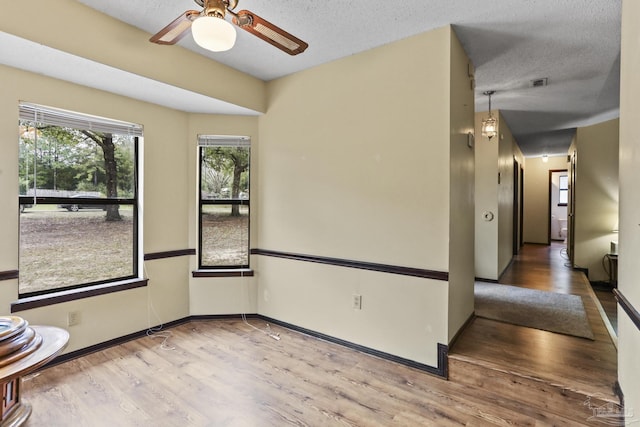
[531,77,548,88]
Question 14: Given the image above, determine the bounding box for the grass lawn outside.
[19,207,133,295]
[200,204,249,267]
[18,204,249,295]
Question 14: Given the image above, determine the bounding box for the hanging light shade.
[542,154,549,162]
[192,15,237,52]
[481,91,498,140]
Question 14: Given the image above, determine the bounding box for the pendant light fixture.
[481,90,498,140]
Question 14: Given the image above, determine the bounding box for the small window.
[18,103,141,297]
[198,136,250,269]
[559,175,568,205]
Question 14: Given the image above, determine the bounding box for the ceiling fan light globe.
[192,16,236,52]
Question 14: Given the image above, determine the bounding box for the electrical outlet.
[67,311,81,326]
[353,294,362,310]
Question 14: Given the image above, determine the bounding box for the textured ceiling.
[6,0,623,157]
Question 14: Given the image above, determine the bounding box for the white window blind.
[198,135,250,147]
[19,102,143,137]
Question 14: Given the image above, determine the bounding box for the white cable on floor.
[239,270,280,340]
[241,313,280,340]
[144,262,175,351]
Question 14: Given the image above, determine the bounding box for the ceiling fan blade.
[232,10,308,56]
[150,10,200,45]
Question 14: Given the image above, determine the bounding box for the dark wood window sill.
[192,269,254,278]
[11,278,148,312]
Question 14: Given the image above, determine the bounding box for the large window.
[198,136,250,269]
[18,103,141,297]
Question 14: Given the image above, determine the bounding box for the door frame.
[512,157,523,255]
[548,168,569,243]
[568,151,577,264]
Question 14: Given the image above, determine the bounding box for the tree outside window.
[199,137,250,269]
[18,103,140,296]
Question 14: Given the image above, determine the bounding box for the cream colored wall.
[474,112,499,279]
[618,0,640,417]
[0,0,265,113]
[523,155,569,244]
[257,27,456,366]
[259,257,448,363]
[0,65,194,353]
[187,114,260,315]
[447,30,476,341]
[573,119,619,282]
[474,111,524,280]
[261,30,451,269]
[497,113,523,275]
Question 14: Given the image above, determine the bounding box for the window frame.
[558,174,569,206]
[197,135,251,271]
[18,103,142,298]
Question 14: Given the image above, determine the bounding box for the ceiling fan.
[149,0,308,55]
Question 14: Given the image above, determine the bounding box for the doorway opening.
[549,169,568,244]
[513,159,524,255]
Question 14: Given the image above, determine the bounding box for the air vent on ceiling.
[531,77,548,88]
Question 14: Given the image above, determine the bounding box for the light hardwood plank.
[21,243,616,426]
[450,242,618,421]
[21,317,599,426]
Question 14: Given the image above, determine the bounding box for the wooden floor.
[594,287,618,334]
[21,243,619,426]
[20,318,586,427]
[449,242,619,424]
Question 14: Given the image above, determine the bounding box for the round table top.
[0,326,69,383]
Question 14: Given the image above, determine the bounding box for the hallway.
[449,243,619,422]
